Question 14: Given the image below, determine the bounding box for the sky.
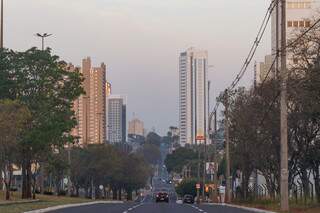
[5,0,272,135]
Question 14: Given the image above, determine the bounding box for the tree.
[146,132,162,147]
[0,48,84,199]
[176,179,198,197]
[0,100,31,200]
[138,143,161,165]
[165,147,197,174]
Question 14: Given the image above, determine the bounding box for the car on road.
[183,194,194,204]
[156,192,169,203]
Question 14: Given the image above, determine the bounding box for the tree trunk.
[112,187,118,200]
[300,168,310,202]
[313,165,320,203]
[5,183,10,200]
[126,189,133,201]
[118,188,122,200]
[22,159,32,199]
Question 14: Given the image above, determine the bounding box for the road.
[50,144,255,213]
[50,202,256,213]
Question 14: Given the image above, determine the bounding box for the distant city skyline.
[5,0,272,135]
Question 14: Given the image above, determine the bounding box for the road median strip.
[24,200,124,213]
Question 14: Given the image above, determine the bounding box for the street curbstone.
[24,200,124,213]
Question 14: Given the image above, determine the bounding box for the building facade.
[179,47,208,146]
[71,57,107,146]
[271,0,320,71]
[107,95,127,144]
[128,118,144,136]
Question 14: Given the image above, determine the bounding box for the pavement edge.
[205,203,277,213]
[23,200,124,213]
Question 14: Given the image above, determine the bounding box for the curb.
[24,200,124,213]
[205,203,277,213]
[0,199,40,206]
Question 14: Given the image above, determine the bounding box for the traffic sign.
[196,183,201,189]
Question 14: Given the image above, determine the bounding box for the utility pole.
[0,0,3,48]
[280,0,289,211]
[67,142,72,196]
[224,90,231,203]
[202,142,206,200]
[213,110,218,202]
[196,142,201,204]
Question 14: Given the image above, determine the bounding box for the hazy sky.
[5,0,271,135]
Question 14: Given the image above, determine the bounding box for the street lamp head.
[35,33,53,38]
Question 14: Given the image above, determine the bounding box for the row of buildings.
[69,57,128,145]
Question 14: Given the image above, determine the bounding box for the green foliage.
[0,47,84,199]
[164,147,197,174]
[137,143,161,165]
[68,144,151,199]
[176,179,198,197]
[146,132,162,147]
[0,100,31,200]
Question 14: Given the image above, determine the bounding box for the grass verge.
[233,199,320,213]
[0,191,91,213]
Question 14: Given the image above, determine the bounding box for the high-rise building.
[89,63,107,144]
[179,47,208,146]
[128,118,144,136]
[107,95,127,144]
[256,55,273,84]
[271,0,320,71]
[71,57,107,146]
[105,82,112,142]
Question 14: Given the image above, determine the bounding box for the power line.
[256,16,320,123]
[210,0,279,115]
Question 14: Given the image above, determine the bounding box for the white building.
[179,47,208,146]
[271,0,320,71]
[107,95,126,144]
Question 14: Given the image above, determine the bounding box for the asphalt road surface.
[50,202,257,213]
[50,146,255,213]
[51,166,256,213]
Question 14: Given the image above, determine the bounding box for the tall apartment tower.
[107,95,127,144]
[179,47,208,146]
[89,63,107,144]
[271,0,320,72]
[71,57,107,146]
[128,118,144,136]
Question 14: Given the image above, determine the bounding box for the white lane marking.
[122,203,144,213]
[191,205,206,213]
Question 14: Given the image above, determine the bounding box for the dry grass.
[0,191,91,213]
[234,199,320,213]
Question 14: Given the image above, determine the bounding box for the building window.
[293,21,299,27]
[288,21,293,27]
[299,21,304,27]
[305,20,311,28]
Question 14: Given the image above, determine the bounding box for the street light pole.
[0,0,3,48]
[35,33,52,51]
